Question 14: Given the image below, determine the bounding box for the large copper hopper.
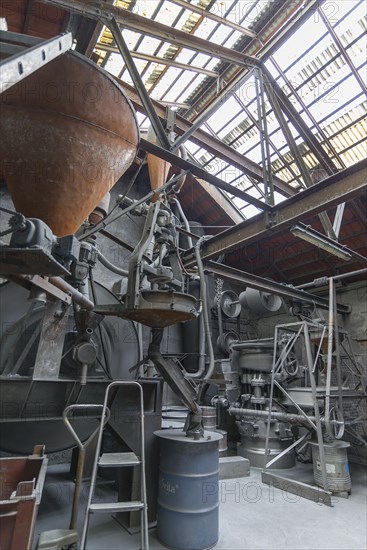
[0,51,139,236]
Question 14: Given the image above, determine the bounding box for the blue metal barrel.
[155,429,222,550]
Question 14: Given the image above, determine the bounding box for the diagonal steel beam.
[41,0,259,67]
[183,159,367,264]
[140,138,267,212]
[105,16,171,149]
[117,80,294,197]
[262,69,337,239]
[319,7,367,96]
[260,64,338,174]
[172,67,258,152]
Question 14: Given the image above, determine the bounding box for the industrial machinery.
[0,28,365,532]
[211,287,364,503]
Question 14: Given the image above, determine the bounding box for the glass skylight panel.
[191,52,213,67]
[121,28,142,49]
[184,140,202,156]
[241,204,263,218]
[137,36,165,55]
[206,96,241,131]
[104,54,125,76]
[272,14,328,69]
[152,2,183,26]
[174,8,201,30]
[151,69,194,100]
[136,112,148,126]
[307,79,357,122]
[236,76,258,104]
[332,0,366,35]
[205,24,234,47]
[172,74,208,104]
[216,114,249,140]
[320,91,365,126]
[222,30,242,49]
[133,0,162,19]
[174,48,197,64]
[347,33,367,66]
[242,0,271,26]
[321,0,362,24]
[233,196,247,209]
[192,18,218,40]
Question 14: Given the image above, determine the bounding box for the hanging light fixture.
[290,223,352,261]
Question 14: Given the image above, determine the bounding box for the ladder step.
[89,501,144,513]
[98,452,141,467]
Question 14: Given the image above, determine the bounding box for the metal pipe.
[228,406,316,424]
[172,146,188,194]
[296,268,367,290]
[96,248,129,277]
[332,268,367,281]
[48,277,94,310]
[80,363,88,385]
[186,313,206,380]
[173,198,193,249]
[194,237,214,381]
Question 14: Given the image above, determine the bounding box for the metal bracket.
[262,471,333,507]
[32,298,70,380]
[11,274,72,305]
[265,208,278,228]
[0,31,72,93]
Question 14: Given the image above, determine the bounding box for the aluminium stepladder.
[80,381,149,550]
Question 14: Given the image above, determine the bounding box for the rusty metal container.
[0,51,139,236]
[146,127,171,202]
[0,445,48,550]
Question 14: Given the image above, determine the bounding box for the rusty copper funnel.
[0,51,139,236]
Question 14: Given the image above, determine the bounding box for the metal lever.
[148,328,203,437]
[62,404,111,530]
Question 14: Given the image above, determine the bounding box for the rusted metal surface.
[0,445,48,550]
[123,290,199,327]
[147,154,171,202]
[0,50,139,236]
[94,290,199,328]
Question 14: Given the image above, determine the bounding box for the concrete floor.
[34,462,367,550]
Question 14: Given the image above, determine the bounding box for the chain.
[215,277,224,305]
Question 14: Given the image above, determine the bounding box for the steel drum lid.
[155,428,223,444]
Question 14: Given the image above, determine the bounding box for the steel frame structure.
[184,159,366,264]
[262,321,331,502]
[0,30,72,93]
[33,0,366,269]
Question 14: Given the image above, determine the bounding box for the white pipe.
[96,249,129,277]
[173,197,193,249]
[194,236,215,381]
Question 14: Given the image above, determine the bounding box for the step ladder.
[80,381,149,550]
